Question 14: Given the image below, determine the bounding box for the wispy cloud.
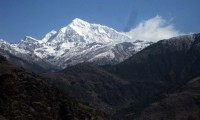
[127,15,182,42]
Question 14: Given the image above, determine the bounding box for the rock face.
[43,33,200,119]
[0,19,152,72]
[0,55,108,120]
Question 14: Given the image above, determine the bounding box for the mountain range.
[43,33,200,119]
[0,18,152,73]
[1,18,200,120]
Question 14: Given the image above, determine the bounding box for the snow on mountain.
[40,30,57,43]
[0,18,152,71]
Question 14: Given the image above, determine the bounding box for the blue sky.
[0,0,200,43]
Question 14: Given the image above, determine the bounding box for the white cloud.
[127,15,181,42]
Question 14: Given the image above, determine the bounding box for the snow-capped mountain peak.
[0,39,6,43]
[41,30,57,43]
[0,18,153,70]
[68,18,91,37]
[70,18,90,27]
[22,36,38,41]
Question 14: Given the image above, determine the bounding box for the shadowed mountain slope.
[135,75,200,120]
[42,63,129,114]
[0,55,108,120]
[42,33,200,119]
[112,33,200,119]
